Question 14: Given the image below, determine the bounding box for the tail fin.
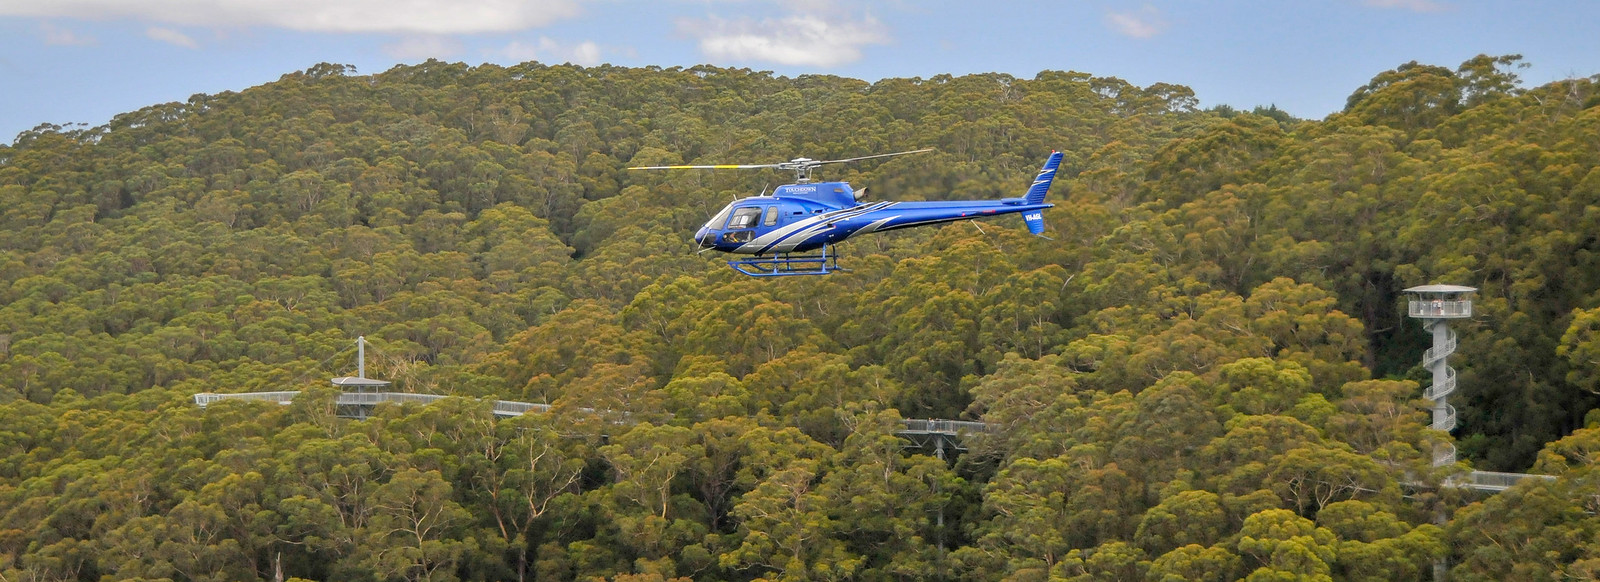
[1021,151,1062,236]
[1024,151,1063,205]
[1023,210,1048,236]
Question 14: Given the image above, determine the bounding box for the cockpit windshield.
[703,203,735,230]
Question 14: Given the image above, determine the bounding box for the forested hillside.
[1,56,1598,581]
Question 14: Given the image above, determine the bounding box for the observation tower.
[1403,284,1474,467]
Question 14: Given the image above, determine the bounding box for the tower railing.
[1435,403,1457,434]
[1433,442,1457,466]
[1409,300,1473,318]
[1420,327,1456,370]
[1423,366,1456,402]
[1420,320,1459,438]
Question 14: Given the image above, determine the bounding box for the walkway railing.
[197,392,994,435]
[197,390,1558,494]
[493,400,552,416]
[194,391,545,418]
[899,419,996,435]
[193,391,301,407]
[1461,470,1556,492]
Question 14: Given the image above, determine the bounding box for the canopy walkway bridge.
[192,390,993,459]
[191,389,1546,492]
[194,336,1551,493]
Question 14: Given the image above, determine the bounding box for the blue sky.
[3,0,1598,144]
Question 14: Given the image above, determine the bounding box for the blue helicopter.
[630,149,1062,277]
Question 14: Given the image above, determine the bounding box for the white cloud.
[1363,0,1446,12]
[146,26,199,48]
[1106,6,1166,39]
[0,0,581,34]
[679,14,888,67]
[40,22,94,46]
[383,36,464,60]
[570,42,601,65]
[501,40,542,61]
[498,37,603,66]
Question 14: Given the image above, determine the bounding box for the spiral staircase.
[1404,286,1557,496]
[1421,320,1458,466]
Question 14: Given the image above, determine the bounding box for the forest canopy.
[1,55,1599,581]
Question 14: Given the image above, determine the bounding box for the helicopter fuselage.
[694,181,1053,255]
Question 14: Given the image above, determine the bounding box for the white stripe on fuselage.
[768,202,900,252]
[737,203,879,251]
[735,201,895,254]
[858,215,899,234]
[875,214,985,232]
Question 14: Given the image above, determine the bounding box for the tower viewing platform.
[1404,284,1475,464]
[1403,284,1553,492]
[1406,284,1475,319]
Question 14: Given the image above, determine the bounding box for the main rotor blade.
[628,163,783,170]
[812,148,934,166]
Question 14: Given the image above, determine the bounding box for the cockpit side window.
[704,204,734,230]
[727,207,763,230]
[762,206,779,226]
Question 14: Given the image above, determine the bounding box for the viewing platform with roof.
[1406,284,1476,319]
[1402,284,1555,493]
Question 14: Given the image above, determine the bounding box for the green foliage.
[3,56,1600,581]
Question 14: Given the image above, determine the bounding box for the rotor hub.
[776,158,824,182]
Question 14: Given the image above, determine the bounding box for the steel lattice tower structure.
[1404,285,1476,467]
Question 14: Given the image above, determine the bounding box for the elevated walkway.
[193,392,992,444]
[193,391,1552,493]
[1456,470,1555,492]
[194,391,549,418]
[898,418,997,459]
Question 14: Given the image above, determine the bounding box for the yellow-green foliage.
[1,56,1598,581]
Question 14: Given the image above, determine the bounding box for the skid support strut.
[728,245,846,277]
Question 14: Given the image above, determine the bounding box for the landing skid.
[728,245,847,277]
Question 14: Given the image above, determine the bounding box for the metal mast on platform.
[1404,284,1475,467]
[330,336,390,391]
[330,336,391,419]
